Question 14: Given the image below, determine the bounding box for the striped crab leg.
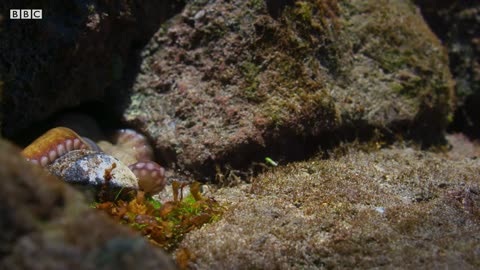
[21,127,94,167]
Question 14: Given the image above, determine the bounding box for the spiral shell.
[98,128,166,195]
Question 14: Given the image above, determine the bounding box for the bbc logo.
[10,9,43,19]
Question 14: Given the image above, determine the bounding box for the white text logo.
[10,9,43,19]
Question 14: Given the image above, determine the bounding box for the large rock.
[416,1,480,136]
[125,0,454,176]
[178,142,480,269]
[0,139,176,269]
[0,0,184,138]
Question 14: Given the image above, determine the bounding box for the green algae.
[346,0,453,102]
[247,0,264,11]
[295,1,314,22]
[235,0,343,129]
[239,61,263,102]
[96,182,224,251]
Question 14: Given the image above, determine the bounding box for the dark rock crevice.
[186,117,439,184]
[0,0,185,139]
[415,0,480,138]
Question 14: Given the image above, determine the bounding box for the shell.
[48,149,139,190]
[21,127,90,167]
[81,136,102,152]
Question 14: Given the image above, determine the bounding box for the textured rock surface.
[178,142,480,269]
[125,0,453,176]
[47,149,139,190]
[0,139,176,269]
[416,0,480,136]
[0,0,184,137]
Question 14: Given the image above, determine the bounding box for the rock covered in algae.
[0,138,176,269]
[416,1,480,136]
[47,149,139,190]
[176,142,480,269]
[125,0,454,177]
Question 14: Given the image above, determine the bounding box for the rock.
[125,0,454,176]
[177,144,480,269]
[0,0,184,138]
[445,133,480,160]
[0,138,176,269]
[415,1,480,136]
[47,149,139,190]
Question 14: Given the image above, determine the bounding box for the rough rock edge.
[124,0,454,178]
[0,139,176,269]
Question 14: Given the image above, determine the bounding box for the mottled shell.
[98,129,165,195]
[48,149,139,190]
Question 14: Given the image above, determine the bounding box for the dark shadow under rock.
[0,0,184,138]
[0,139,176,270]
[416,1,480,138]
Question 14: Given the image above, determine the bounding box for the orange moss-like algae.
[95,182,224,252]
